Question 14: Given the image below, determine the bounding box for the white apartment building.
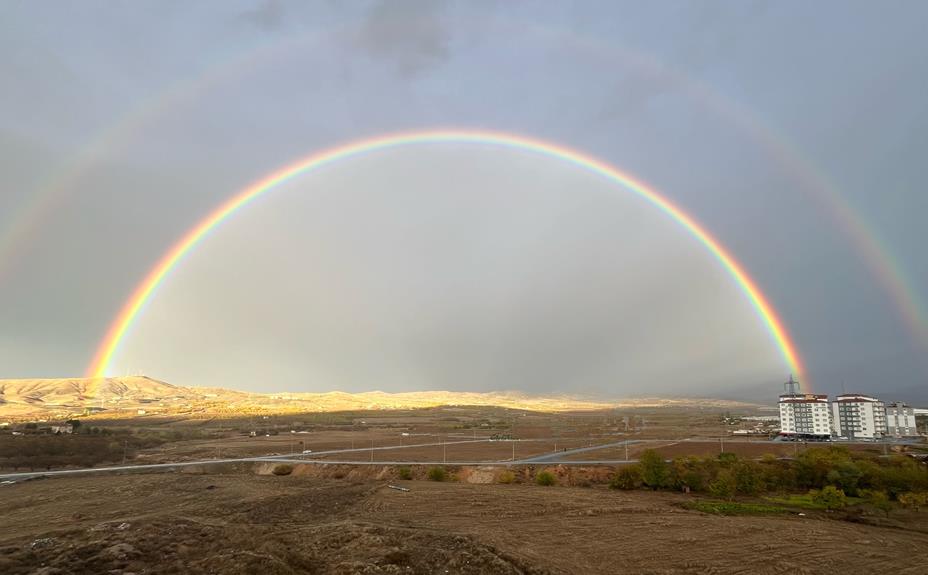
[778,394,831,438]
[832,394,887,439]
[885,402,918,437]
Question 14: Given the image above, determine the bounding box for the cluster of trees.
[0,426,170,470]
[610,446,928,507]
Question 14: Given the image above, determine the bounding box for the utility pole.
[625,439,629,461]
[370,438,374,462]
[511,440,515,461]
[122,439,128,465]
[443,439,447,464]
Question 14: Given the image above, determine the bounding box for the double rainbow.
[86,130,805,386]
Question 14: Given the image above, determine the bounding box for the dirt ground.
[1,467,926,574]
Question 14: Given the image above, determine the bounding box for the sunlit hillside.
[0,377,761,420]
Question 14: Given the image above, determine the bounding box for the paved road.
[0,438,525,481]
[0,436,911,482]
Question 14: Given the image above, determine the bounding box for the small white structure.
[885,402,918,437]
[779,393,831,438]
[832,394,886,440]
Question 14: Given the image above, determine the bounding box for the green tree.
[760,459,796,492]
[609,465,643,490]
[733,461,763,495]
[825,461,863,496]
[795,446,852,489]
[709,470,737,500]
[397,466,412,480]
[810,486,847,510]
[718,452,738,465]
[880,457,928,498]
[669,456,712,492]
[861,489,892,517]
[639,449,668,489]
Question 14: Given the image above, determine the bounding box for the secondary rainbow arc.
[86,130,806,388]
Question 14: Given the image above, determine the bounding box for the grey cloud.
[240,0,286,31]
[355,0,451,77]
[2,1,927,402]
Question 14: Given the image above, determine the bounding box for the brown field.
[2,404,927,573]
[1,466,926,574]
[5,402,918,473]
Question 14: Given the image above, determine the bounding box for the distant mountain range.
[0,376,763,420]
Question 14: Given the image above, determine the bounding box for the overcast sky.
[1,1,926,401]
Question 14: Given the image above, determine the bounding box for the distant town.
[777,375,925,441]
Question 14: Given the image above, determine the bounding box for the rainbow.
[4,24,923,362]
[86,130,805,386]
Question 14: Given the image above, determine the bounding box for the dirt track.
[1,467,927,574]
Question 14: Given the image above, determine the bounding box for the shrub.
[639,449,668,489]
[535,471,556,486]
[498,470,516,484]
[397,466,412,480]
[898,491,927,512]
[427,467,447,482]
[810,485,847,510]
[795,446,852,489]
[709,470,737,500]
[825,461,863,496]
[609,465,643,490]
[718,452,738,465]
[733,461,763,495]
[861,489,892,517]
[669,456,709,492]
[272,464,293,476]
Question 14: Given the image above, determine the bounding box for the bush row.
[608,447,928,502]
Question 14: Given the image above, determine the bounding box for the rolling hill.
[0,376,761,420]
